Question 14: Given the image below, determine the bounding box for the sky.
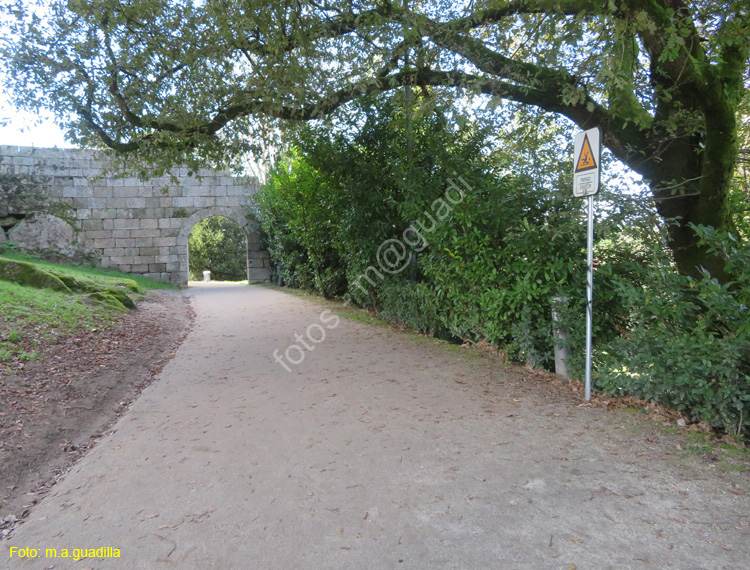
[0,96,75,148]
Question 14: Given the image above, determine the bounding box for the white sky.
[0,97,75,148]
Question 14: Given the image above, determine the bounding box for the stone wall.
[0,145,270,285]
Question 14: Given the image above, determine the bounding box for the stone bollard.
[551,296,572,383]
[203,270,211,282]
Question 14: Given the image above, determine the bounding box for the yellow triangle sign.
[575,133,598,172]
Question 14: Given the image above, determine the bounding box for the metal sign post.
[573,127,601,402]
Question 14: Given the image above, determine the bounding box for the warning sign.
[575,134,597,172]
[573,127,601,197]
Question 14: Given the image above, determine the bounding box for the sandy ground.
[2,283,749,569]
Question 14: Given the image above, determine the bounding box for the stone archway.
[177,207,270,286]
[0,145,272,285]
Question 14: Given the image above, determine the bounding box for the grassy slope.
[0,253,178,364]
[0,252,177,291]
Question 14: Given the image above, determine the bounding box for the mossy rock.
[52,273,102,293]
[50,272,142,297]
[0,257,71,293]
[105,287,137,310]
[87,290,134,311]
[115,278,142,294]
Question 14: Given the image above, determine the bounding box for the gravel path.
[3,283,749,569]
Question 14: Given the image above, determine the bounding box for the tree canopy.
[2,0,749,279]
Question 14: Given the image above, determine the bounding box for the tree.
[2,0,748,280]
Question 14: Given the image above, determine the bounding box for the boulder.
[0,258,71,293]
[8,214,77,257]
[0,216,19,230]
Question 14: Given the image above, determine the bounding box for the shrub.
[596,227,750,435]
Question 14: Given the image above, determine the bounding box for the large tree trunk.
[640,96,739,283]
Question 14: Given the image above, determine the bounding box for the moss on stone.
[0,257,72,293]
[0,257,139,310]
[86,291,131,311]
[45,202,78,227]
[52,273,137,309]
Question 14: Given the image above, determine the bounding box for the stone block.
[81,218,102,231]
[102,219,114,230]
[86,230,111,239]
[112,229,131,239]
[115,208,135,220]
[115,185,138,198]
[131,228,160,238]
[115,238,136,248]
[125,197,146,209]
[222,195,243,208]
[139,218,158,229]
[138,246,158,256]
[92,208,118,219]
[49,185,67,198]
[172,196,194,208]
[131,264,150,273]
[154,236,177,247]
[148,263,167,273]
[248,267,271,282]
[76,208,92,220]
[183,185,205,197]
[160,197,173,208]
[103,247,124,257]
[110,255,135,265]
[193,196,216,208]
[93,186,113,198]
[144,198,161,209]
[91,238,116,249]
[158,218,172,229]
[226,184,245,196]
[114,218,139,230]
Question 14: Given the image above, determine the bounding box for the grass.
[0,252,177,366]
[1,251,178,291]
[661,427,749,471]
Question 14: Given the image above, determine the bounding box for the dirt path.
[3,283,749,569]
[0,290,193,530]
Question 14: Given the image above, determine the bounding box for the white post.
[584,195,594,401]
[552,296,571,383]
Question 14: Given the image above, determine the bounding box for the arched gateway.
[0,145,270,285]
